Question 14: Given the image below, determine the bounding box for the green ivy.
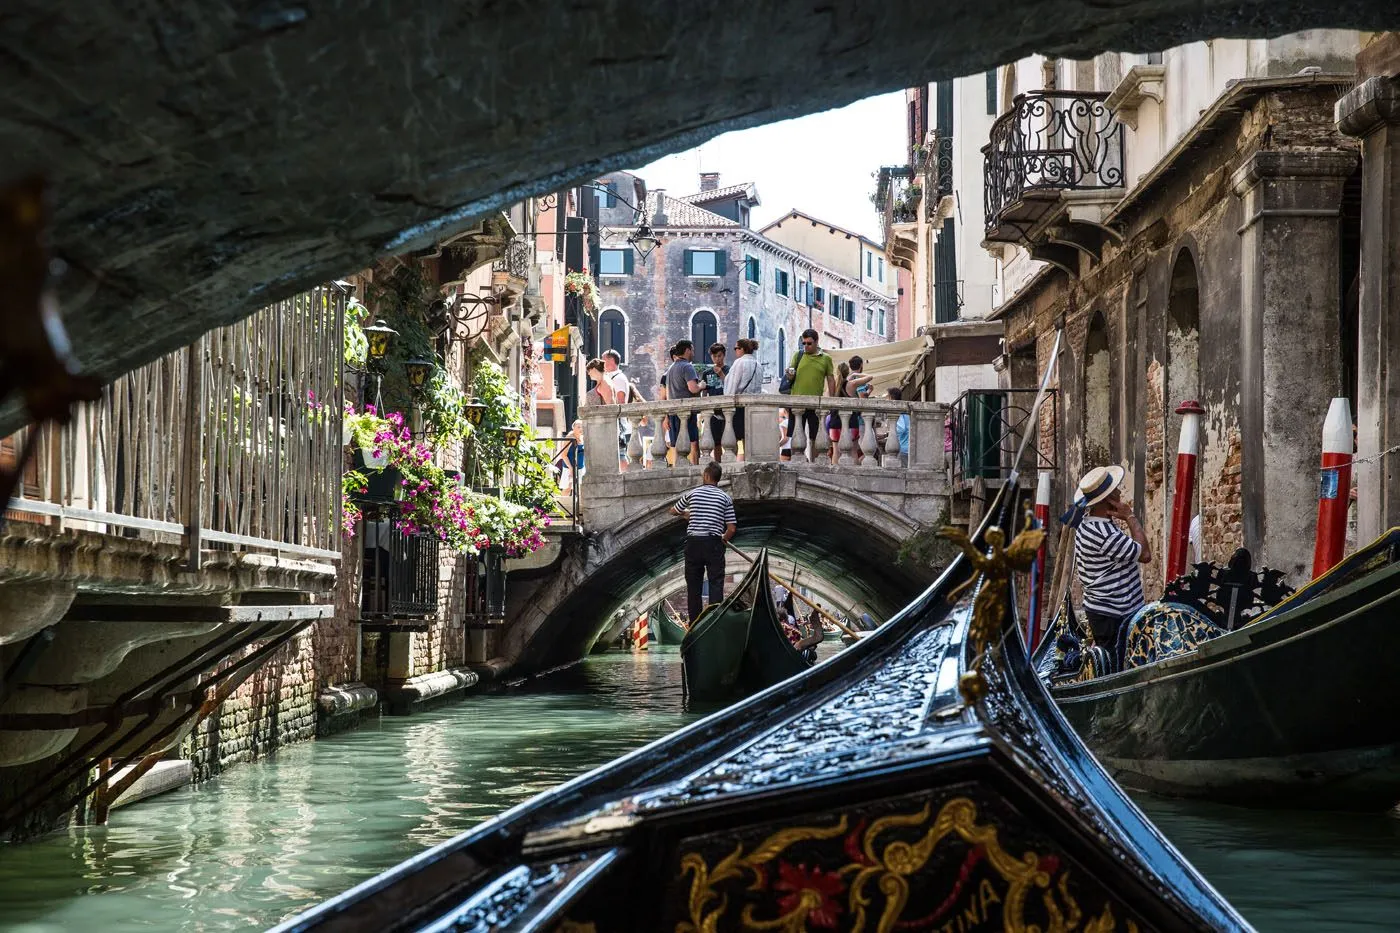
[469,359,560,510]
[344,298,369,367]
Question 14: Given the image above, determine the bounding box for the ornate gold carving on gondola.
[941,521,1045,704]
[675,796,1140,933]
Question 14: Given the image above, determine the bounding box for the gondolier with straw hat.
[1060,464,1153,668]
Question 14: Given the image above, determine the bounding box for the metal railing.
[491,239,531,280]
[361,523,440,619]
[983,91,1124,235]
[917,133,954,202]
[875,165,921,249]
[540,434,582,526]
[948,388,1058,488]
[4,286,346,562]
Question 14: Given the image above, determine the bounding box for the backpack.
[778,351,804,395]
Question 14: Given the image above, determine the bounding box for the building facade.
[974,30,1367,594]
[592,172,897,398]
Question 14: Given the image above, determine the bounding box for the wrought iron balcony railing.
[875,165,921,248]
[949,388,1058,490]
[983,91,1124,237]
[361,522,440,621]
[491,238,531,279]
[915,134,954,203]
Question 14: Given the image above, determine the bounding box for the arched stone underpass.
[503,496,936,674]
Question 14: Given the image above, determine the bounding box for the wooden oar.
[1046,523,1076,635]
[723,540,862,638]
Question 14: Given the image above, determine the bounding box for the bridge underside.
[509,500,933,674]
[1,5,1392,433]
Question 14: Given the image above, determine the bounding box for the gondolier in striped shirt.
[1064,465,1152,668]
[672,462,737,623]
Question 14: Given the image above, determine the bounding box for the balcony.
[875,165,920,271]
[361,523,440,632]
[982,92,1125,272]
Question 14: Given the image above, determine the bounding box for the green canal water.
[1,648,1398,932]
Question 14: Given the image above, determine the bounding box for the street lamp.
[363,320,398,363]
[501,426,522,449]
[463,400,487,427]
[575,183,665,265]
[405,358,435,390]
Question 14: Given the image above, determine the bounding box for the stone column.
[1231,148,1358,581]
[1338,76,1400,546]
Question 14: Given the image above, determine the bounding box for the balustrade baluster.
[860,410,879,467]
[650,422,667,468]
[790,410,807,460]
[697,409,714,461]
[837,410,855,467]
[674,413,692,462]
[884,412,903,469]
[627,426,644,467]
[721,408,738,461]
[811,405,830,459]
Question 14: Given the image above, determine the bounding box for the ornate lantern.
[405,358,435,389]
[363,319,398,362]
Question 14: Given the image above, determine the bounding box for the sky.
[629,92,906,242]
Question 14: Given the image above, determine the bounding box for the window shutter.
[684,249,694,275]
[715,250,728,276]
[623,249,634,274]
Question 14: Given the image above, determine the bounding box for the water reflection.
[0,648,1397,931]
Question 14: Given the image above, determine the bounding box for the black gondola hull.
[1053,560,1400,809]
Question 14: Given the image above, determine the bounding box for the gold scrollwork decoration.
[674,797,1140,933]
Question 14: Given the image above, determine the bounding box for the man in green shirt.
[784,328,838,454]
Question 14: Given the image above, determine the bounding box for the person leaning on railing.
[782,328,838,453]
[723,338,763,462]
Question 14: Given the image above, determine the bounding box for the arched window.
[747,316,757,341]
[599,307,627,362]
[691,309,718,353]
[777,328,787,371]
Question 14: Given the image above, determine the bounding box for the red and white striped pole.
[1166,400,1206,582]
[1312,397,1354,579]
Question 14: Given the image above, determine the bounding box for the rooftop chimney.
[651,189,668,226]
[699,172,720,192]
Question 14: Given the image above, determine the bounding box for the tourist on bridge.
[701,342,727,461]
[663,340,702,465]
[1062,465,1152,669]
[783,328,837,456]
[672,461,737,622]
[724,338,763,461]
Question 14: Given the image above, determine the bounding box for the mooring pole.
[1312,397,1353,579]
[1166,400,1205,582]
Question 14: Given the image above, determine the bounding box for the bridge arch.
[503,457,945,673]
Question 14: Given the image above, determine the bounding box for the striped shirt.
[1074,517,1145,617]
[674,483,735,538]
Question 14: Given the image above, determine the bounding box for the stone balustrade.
[579,394,947,475]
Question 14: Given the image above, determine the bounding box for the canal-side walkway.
[0,649,1398,932]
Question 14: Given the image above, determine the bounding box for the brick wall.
[186,630,319,782]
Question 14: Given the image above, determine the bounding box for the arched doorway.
[1082,311,1111,470]
[691,309,718,352]
[599,307,627,362]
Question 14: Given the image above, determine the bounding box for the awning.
[826,335,932,395]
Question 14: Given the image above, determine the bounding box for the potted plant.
[343,404,402,502]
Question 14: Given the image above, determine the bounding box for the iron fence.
[949,388,1058,488]
[361,523,440,619]
[983,91,1124,235]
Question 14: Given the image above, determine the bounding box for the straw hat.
[1075,465,1125,508]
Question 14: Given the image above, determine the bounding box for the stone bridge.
[500,395,951,672]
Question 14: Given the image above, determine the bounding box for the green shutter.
[684,249,694,275]
[623,249,635,274]
[715,250,728,276]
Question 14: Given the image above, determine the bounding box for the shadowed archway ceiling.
[2,2,1394,431]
